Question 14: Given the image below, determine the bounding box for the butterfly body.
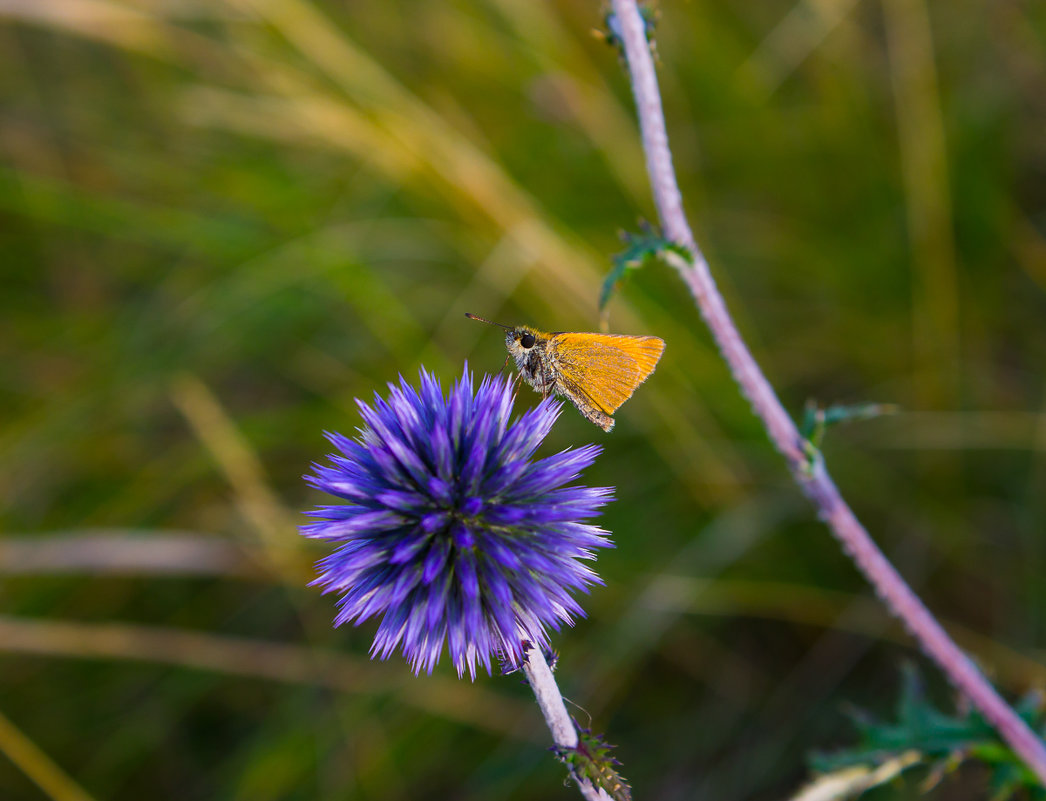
[469,316,664,432]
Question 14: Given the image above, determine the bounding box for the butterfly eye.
[520,332,536,349]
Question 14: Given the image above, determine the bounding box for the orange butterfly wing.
[549,333,665,414]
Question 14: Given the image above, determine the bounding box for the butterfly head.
[506,325,539,352]
[464,314,551,385]
[502,325,549,375]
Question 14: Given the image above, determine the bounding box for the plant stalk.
[609,0,1046,784]
[522,647,612,801]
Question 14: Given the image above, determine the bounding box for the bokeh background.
[2,1,1045,799]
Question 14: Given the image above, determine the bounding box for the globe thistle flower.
[302,368,613,679]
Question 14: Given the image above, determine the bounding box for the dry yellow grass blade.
[0,0,242,74]
[0,530,265,577]
[192,17,746,493]
[738,0,862,98]
[0,0,170,52]
[170,373,305,578]
[482,0,651,200]
[884,0,960,407]
[218,0,626,319]
[0,616,537,739]
[640,576,1046,689]
[1,0,748,496]
[1013,211,1046,292]
[866,411,1046,451]
[0,706,97,801]
[786,751,921,801]
[179,85,415,181]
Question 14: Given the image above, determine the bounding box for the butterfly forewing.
[549,333,665,414]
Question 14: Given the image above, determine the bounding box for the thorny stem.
[609,0,1046,785]
[521,647,611,801]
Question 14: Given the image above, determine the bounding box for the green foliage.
[1,0,1044,799]
[592,2,660,61]
[556,724,632,801]
[599,223,689,317]
[811,664,1046,799]
[800,401,899,471]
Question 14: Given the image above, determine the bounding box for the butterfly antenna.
[465,312,511,329]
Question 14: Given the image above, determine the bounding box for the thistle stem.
[609,0,1046,784]
[521,647,611,801]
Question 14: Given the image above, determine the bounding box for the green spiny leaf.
[556,723,632,801]
[808,664,1046,800]
[800,400,898,473]
[600,222,689,317]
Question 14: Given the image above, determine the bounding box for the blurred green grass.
[1,0,1044,798]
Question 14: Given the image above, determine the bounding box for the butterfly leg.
[536,354,550,399]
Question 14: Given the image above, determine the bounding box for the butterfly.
[466,313,665,431]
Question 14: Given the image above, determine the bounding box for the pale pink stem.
[522,647,611,801]
[609,0,1046,783]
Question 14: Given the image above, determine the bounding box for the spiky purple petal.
[301,367,612,679]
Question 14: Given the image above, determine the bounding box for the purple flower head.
[302,367,613,679]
